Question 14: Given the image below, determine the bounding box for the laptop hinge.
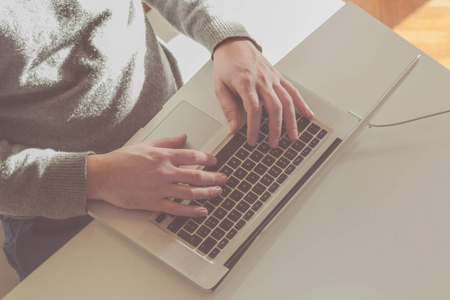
[224,138,343,270]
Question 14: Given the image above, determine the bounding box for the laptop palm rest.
[142,101,222,150]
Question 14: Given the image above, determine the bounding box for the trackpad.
[142,101,222,150]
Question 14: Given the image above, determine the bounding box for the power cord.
[368,109,450,128]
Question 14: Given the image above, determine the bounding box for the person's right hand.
[86,134,227,217]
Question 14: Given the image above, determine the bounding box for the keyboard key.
[192,215,207,224]
[221,199,235,211]
[228,209,242,222]
[292,140,306,152]
[285,164,296,175]
[262,155,276,167]
[257,133,265,143]
[198,237,217,255]
[209,196,223,206]
[250,150,264,162]
[205,216,219,229]
[244,191,258,204]
[233,167,248,180]
[239,124,247,135]
[297,117,311,132]
[243,210,255,221]
[261,192,271,202]
[213,207,227,220]
[222,186,231,197]
[257,142,271,154]
[167,217,189,233]
[203,203,215,215]
[260,174,274,186]
[307,123,321,135]
[284,148,297,160]
[236,201,250,214]
[228,157,241,169]
[268,182,280,193]
[254,164,268,176]
[236,149,249,160]
[220,165,233,177]
[219,219,234,231]
[293,156,304,166]
[211,228,225,240]
[196,225,211,238]
[218,238,229,249]
[246,172,260,184]
[252,201,263,211]
[242,159,256,171]
[209,248,220,259]
[276,157,289,169]
[226,229,238,239]
[301,147,312,157]
[300,132,313,143]
[155,213,166,223]
[208,133,246,172]
[230,189,244,202]
[277,173,288,184]
[235,219,246,230]
[269,148,283,158]
[237,181,252,193]
[268,165,282,178]
[243,142,256,152]
[226,176,239,188]
[309,138,320,148]
[178,230,202,247]
[279,138,291,150]
[317,129,328,139]
[260,123,269,134]
[183,221,199,233]
[252,183,266,195]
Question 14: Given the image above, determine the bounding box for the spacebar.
[204,133,247,172]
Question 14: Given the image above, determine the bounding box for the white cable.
[369,109,450,128]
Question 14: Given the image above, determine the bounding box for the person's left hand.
[212,38,314,148]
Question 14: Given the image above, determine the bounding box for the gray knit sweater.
[0,0,255,219]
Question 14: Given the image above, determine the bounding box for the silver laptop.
[87,37,419,290]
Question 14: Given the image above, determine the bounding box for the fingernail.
[221,174,228,183]
[229,120,236,132]
[215,186,223,194]
[270,137,280,148]
[197,207,208,216]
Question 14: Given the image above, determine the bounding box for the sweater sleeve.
[143,0,261,53]
[0,139,92,219]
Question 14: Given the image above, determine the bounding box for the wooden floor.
[344,0,450,69]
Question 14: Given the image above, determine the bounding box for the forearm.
[0,139,92,219]
[143,0,260,53]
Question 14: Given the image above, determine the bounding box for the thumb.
[147,134,187,149]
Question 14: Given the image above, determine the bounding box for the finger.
[236,84,262,146]
[281,79,314,119]
[214,82,240,133]
[173,169,228,186]
[273,83,298,141]
[259,87,282,148]
[147,134,187,149]
[156,199,208,217]
[165,184,223,201]
[169,149,217,167]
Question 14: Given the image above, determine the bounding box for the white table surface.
[6,1,450,299]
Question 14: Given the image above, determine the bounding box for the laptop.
[87,16,420,293]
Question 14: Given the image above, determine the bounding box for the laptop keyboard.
[153,111,328,260]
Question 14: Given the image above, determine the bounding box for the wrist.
[86,154,104,200]
[212,37,260,60]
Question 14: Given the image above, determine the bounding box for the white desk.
[6,1,450,299]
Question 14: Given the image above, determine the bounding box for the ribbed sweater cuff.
[44,151,94,219]
[197,17,262,55]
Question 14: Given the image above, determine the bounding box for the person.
[0,0,314,280]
